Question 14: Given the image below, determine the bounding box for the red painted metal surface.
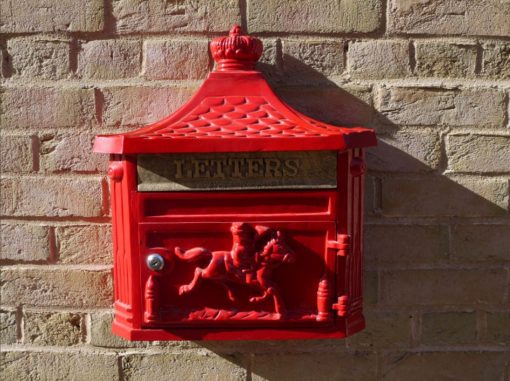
[93,26,375,155]
[95,25,376,341]
[174,223,296,319]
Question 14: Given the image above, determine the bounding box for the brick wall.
[1,1,509,380]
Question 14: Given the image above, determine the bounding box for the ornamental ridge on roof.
[93,25,376,154]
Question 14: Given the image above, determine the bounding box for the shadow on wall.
[262,55,508,219]
[188,56,509,380]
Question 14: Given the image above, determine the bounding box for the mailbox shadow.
[186,55,509,380]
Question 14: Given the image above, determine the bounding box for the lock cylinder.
[146,253,165,271]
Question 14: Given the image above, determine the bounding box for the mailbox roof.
[94,28,376,154]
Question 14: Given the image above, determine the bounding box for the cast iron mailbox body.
[94,26,376,341]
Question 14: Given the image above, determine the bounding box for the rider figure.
[229,222,269,283]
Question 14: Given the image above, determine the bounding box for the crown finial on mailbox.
[210,24,263,71]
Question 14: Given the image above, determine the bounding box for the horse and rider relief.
[174,222,296,320]
[142,221,334,323]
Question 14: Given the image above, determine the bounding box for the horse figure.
[174,222,296,318]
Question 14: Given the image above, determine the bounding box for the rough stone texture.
[415,41,477,77]
[8,38,70,79]
[450,224,510,263]
[23,311,83,346]
[0,224,49,262]
[486,312,510,345]
[364,271,379,307]
[421,312,477,345]
[143,40,210,80]
[0,267,112,308]
[1,47,6,78]
[366,128,441,172]
[0,47,6,74]
[0,309,17,345]
[482,43,510,79]
[39,131,108,173]
[0,177,104,217]
[0,0,104,33]
[256,39,282,82]
[183,338,347,356]
[364,176,376,218]
[122,352,247,381]
[278,85,373,127]
[77,39,141,80]
[380,269,507,306]
[113,0,241,33]
[381,176,509,217]
[348,40,410,78]
[365,224,447,266]
[251,351,377,381]
[381,352,508,381]
[90,311,149,348]
[447,134,510,173]
[56,225,112,265]
[347,311,413,349]
[101,86,196,127]
[2,1,510,378]
[0,351,119,381]
[1,87,96,129]
[388,0,510,37]
[282,40,344,81]
[376,87,506,127]
[248,0,382,33]
[0,135,33,173]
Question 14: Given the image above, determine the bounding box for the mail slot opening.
[141,192,334,219]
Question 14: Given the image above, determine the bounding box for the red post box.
[94,25,376,341]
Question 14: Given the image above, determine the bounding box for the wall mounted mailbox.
[94,25,376,341]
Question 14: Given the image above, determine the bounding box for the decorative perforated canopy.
[94,26,376,154]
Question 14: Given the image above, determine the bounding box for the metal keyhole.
[146,253,165,271]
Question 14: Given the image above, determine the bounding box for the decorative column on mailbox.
[94,25,376,341]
